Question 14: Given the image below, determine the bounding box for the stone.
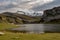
[42,6,60,22]
[0,32,5,36]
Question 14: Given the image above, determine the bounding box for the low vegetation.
[44,19,60,24]
[0,32,60,40]
[0,23,59,40]
[0,22,17,31]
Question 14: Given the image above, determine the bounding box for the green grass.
[0,23,60,40]
[0,22,17,30]
[0,32,60,40]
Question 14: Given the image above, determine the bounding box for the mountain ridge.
[0,12,40,24]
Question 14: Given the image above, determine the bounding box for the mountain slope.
[0,12,40,24]
[42,6,60,24]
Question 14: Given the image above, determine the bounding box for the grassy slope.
[0,32,60,40]
[0,22,17,31]
[0,13,40,24]
[44,19,60,24]
[15,14,40,21]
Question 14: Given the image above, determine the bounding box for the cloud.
[17,0,54,9]
[0,0,18,12]
[0,0,60,13]
[31,0,60,11]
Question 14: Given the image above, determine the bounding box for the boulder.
[0,32,5,36]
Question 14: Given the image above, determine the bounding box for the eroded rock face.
[0,12,40,24]
[42,6,60,23]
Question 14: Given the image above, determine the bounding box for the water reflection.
[11,24,60,33]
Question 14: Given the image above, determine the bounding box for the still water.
[11,24,60,33]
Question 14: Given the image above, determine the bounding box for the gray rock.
[42,6,60,22]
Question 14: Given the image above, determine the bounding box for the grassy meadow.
[0,23,17,31]
[0,32,60,40]
[0,23,60,40]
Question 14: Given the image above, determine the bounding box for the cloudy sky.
[0,0,60,13]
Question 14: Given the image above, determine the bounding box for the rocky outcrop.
[42,6,60,23]
[0,12,40,24]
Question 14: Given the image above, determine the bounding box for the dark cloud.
[32,0,60,11]
[0,0,60,12]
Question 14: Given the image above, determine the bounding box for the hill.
[0,12,40,24]
[41,6,60,24]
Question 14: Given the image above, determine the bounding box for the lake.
[10,24,60,33]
